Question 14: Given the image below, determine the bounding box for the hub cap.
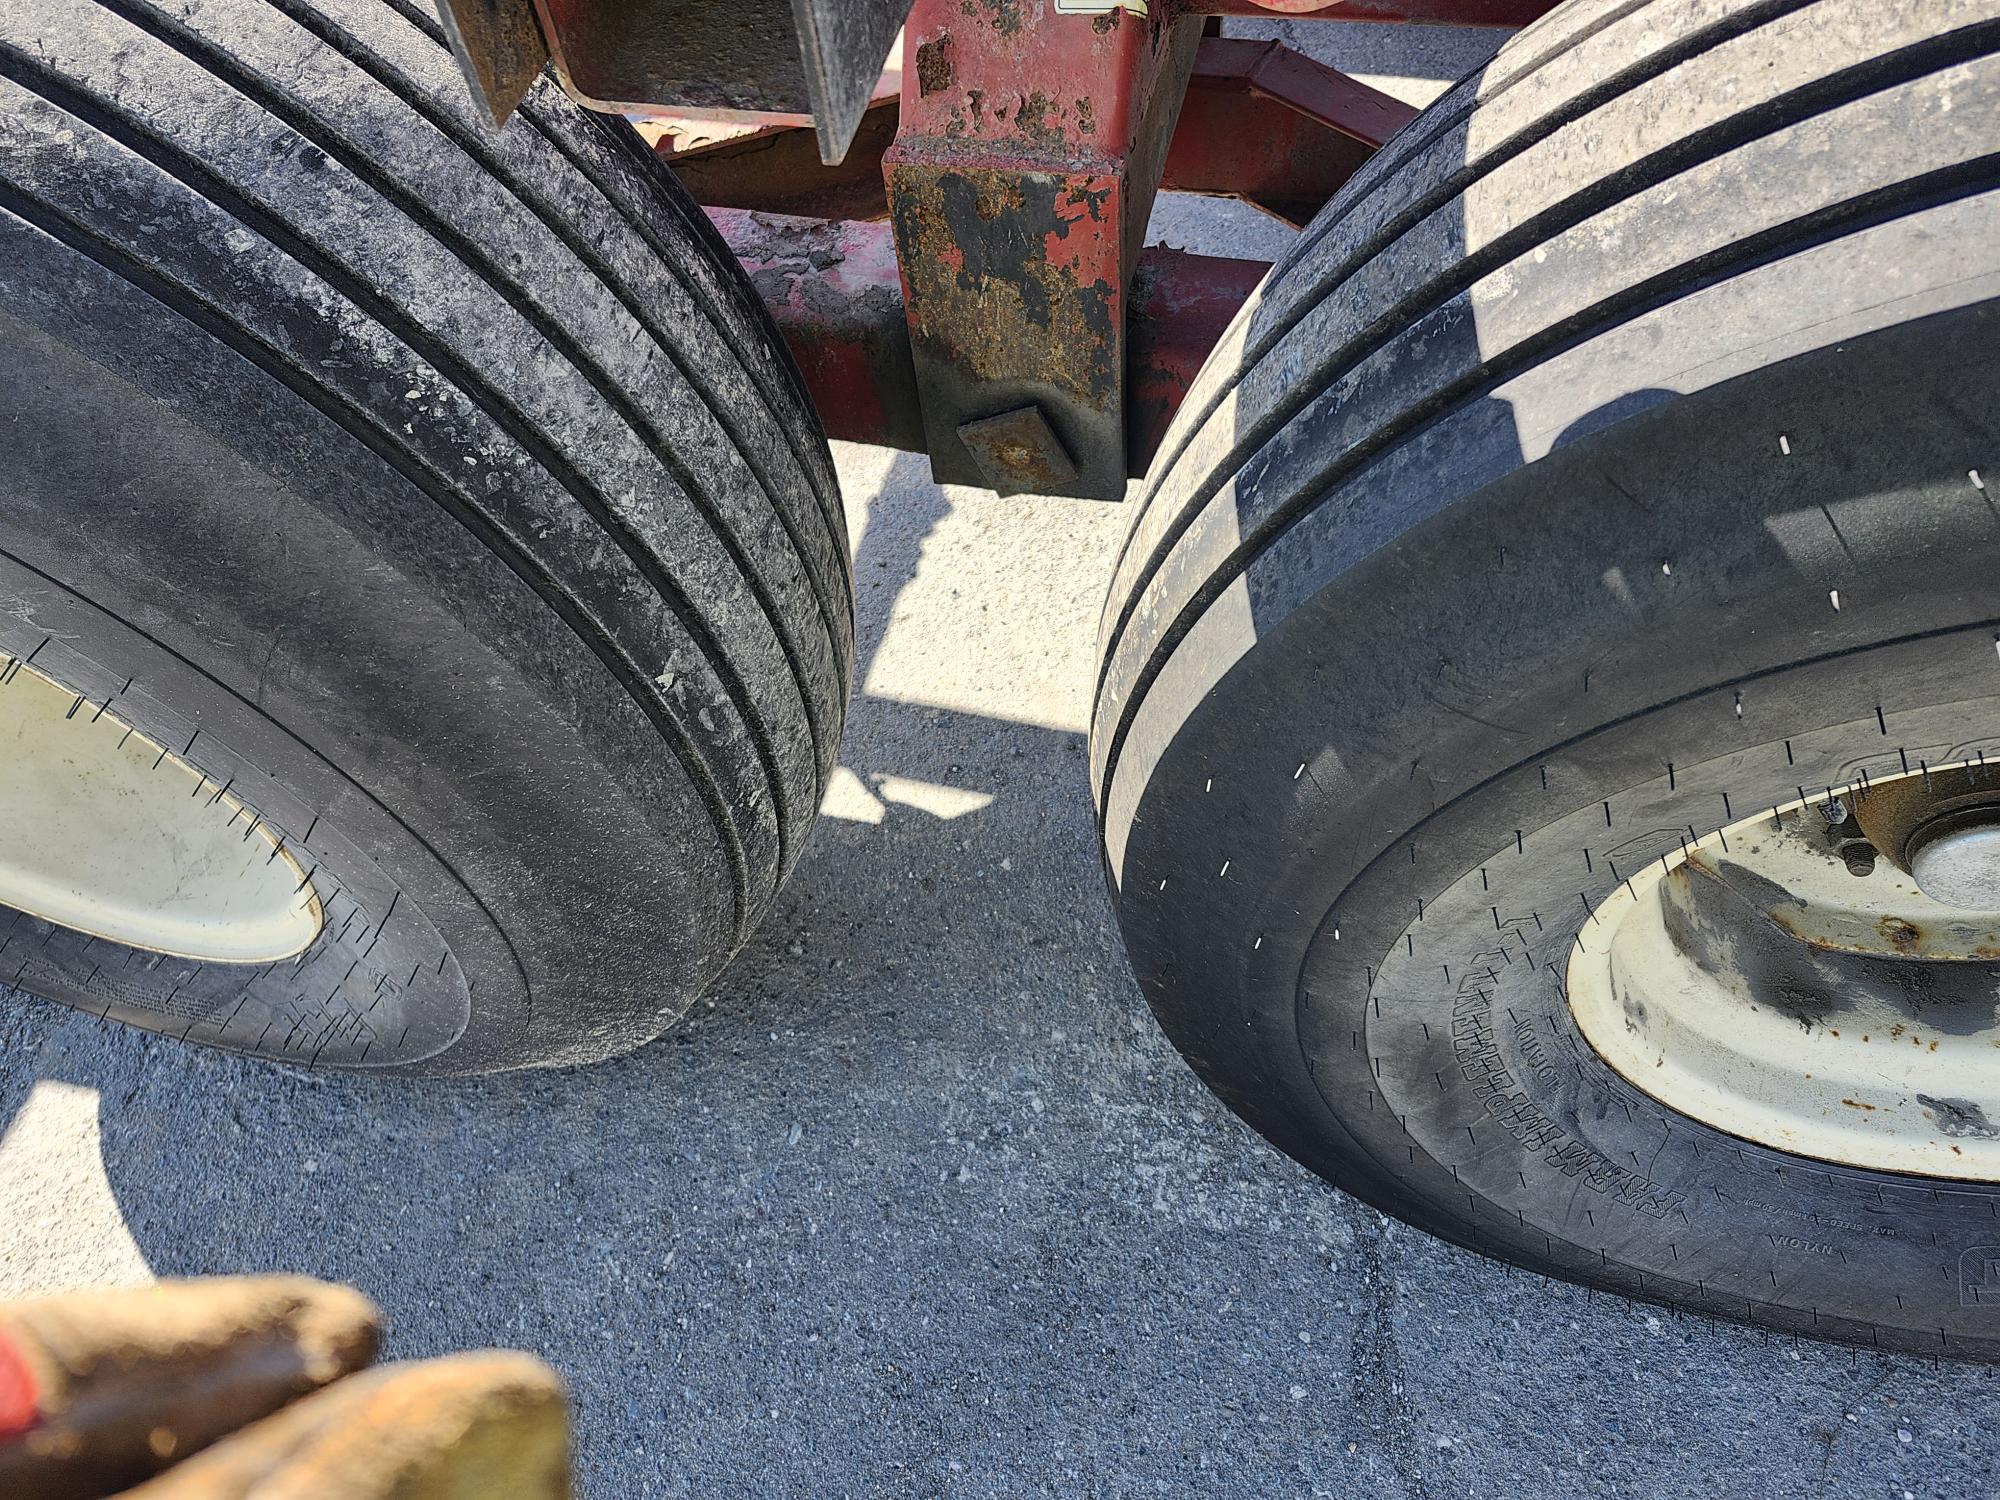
[0,662,322,964]
[1909,818,2000,908]
[1568,765,2000,1180]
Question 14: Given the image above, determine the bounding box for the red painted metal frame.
[881,0,1203,497]
[712,208,1267,479]
[1163,37,1416,225]
[1126,246,1270,466]
[659,0,1563,492]
[660,36,1419,228]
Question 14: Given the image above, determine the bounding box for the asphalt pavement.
[3,18,1999,1500]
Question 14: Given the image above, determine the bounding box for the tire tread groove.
[0,32,806,872]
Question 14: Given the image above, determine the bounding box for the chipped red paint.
[720,209,1267,477]
[649,0,1555,494]
[883,0,1202,498]
[1191,0,1559,23]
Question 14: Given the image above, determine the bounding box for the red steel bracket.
[711,209,1266,481]
[882,0,1203,498]
[663,0,1565,495]
[1126,245,1268,467]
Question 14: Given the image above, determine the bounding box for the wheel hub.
[1909,815,2000,908]
[1567,765,2000,1180]
[0,662,322,964]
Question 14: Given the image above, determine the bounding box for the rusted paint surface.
[1849,760,2000,870]
[892,166,1122,404]
[914,34,953,96]
[717,210,1266,478]
[884,0,1202,497]
[1668,833,2000,1040]
[957,405,1080,495]
[1681,821,2000,965]
[627,9,1419,495]
[710,208,925,454]
[1191,0,1559,23]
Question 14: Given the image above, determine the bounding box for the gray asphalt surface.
[4,18,2000,1500]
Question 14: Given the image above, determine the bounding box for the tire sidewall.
[1111,301,2000,1353]
[1,216,733,1071]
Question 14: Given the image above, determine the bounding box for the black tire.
[0,0,852,1071]
[1093,0,2000,1355]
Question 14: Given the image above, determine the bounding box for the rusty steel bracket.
[710,209,1266,482]
[531,0,912,164]
[660,96,901,221]
[883,0,1202,499]
[661,35,1413,229]
[433,0,550,128]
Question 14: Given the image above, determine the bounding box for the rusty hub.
[1846,759,2000,907]
[1567,766,2000,1180]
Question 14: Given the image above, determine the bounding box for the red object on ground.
[0,1331,39,1439]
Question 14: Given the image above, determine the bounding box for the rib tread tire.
[1,0,848,922]
[0,0,851,1069]
[1092,0,2000,1356]
[1096,0,2000,805]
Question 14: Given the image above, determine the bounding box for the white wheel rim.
[1568,773,2000,1181]
[0,662,322,964]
